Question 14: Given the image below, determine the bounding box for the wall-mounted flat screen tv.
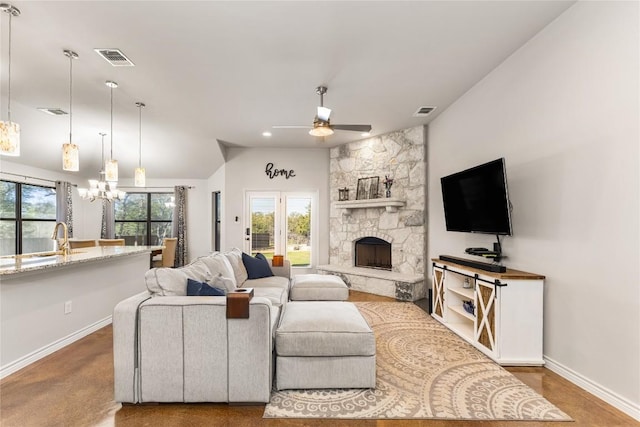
[440,158,513,235]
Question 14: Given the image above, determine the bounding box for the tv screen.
[440,158,513,235]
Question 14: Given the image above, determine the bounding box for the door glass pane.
[22,220,56,253]
[0,220,16,255]
[250,197,275,258]
[115,193,147,221]
[286,197,311,267]
[151,194,173,221]
[21,185,56,219]
[0,181,16,219]
[151,221,172,245]
[115,222,147,246]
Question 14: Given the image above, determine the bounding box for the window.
[114,193,173,245]
[245,191,316,267]
[0,180,57,255]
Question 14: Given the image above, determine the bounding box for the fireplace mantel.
[334,198,405,214]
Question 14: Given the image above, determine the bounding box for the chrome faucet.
[52,222,70,256]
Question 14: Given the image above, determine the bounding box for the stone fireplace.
[354,237,391,270]
[318,126,427,301]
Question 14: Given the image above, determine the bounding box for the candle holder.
[338,187,349,201]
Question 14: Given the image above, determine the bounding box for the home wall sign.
[265,162,296,179]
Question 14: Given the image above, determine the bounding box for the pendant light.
[104,81,118,182]
[62,49,79,171]
[0,3,20,156]
[134,102,146,187]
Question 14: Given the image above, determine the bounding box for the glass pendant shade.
[62,142,79,171]
[309,124,334,137]
[135,167,146,187]
[105,159,118,181]
[0,121,20,156]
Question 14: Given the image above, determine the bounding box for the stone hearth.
[326,126,427,300]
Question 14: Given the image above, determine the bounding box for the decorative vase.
[385,189,391,198]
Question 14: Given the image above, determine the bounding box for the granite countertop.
[0,246,159,277]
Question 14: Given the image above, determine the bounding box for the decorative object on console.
[462,300,475,315]
[356,176,379,200]
[104,81,119,182]
[383,175,393,198]
[134,102,146,187]
[338,187,349,201]
[0,3,20,157]
[61,49,79,171]
[77,133,125,202]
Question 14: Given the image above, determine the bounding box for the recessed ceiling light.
[262,131,272,137]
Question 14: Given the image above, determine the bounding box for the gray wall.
[428,1,639,416]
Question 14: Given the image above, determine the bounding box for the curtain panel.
[55,181,74,237]
[172,186,188,267]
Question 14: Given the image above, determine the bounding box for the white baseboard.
[544,355,640,421]
[0,316,112,380]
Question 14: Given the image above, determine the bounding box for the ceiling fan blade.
[272,125,312,129]
[317,106,331,122]
[331,124,372,132]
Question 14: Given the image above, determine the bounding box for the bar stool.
[98,239,125,246]
[69,239,96,249]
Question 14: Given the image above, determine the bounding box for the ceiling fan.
[273,86,372,137]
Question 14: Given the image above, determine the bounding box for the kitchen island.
[0,246,155,378]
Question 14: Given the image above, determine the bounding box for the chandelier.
[77,133,126,202]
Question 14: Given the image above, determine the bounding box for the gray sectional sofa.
[113,249,290,404]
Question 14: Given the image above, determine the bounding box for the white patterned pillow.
[210,273,237,292]
[198,253,237,287]
[224,247,248,286]
[145,259,212,296]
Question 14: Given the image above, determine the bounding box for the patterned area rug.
[264,301,572,420]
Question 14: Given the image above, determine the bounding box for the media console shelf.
[432,257,545,366]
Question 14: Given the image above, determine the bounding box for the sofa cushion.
[242,252,274,280]
[252,287,288,307]
[224,248,248,285]
[245,275,290,290]
[145,259,212,296]
[198,253,237,288]
[187,278,226,296]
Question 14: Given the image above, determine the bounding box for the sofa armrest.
[113,291,151,403]
[270,259,291,280]
[227,297,276,403]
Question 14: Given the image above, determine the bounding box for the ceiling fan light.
[135,167,146,187]
[0,121,20,156]
[62,142,79,171]
[309,125,334,137]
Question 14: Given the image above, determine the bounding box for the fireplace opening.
[354,237,391,271]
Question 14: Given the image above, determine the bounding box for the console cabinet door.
[475,281,497,357]
[432,267,445,320]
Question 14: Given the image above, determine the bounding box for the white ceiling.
[1,1,575,180]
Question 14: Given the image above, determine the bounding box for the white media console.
[432,257,545,366]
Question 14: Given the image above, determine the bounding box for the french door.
[245,191,315,268]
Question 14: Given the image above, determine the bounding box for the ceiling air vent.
[94,49,135,67]
[413,106,437,117]
[37,107,67,116]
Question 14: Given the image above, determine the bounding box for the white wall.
[428,1,639,418]
[223,147,330,270]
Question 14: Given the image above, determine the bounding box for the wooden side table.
[226,288,254,319]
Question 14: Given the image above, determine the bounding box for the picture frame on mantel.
[356,176,380,200]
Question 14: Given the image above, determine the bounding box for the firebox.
[354,237,391,270]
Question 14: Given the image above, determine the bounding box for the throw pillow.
[211,273,237,292]
[224,248,249,286]
[198,253,238,288]
[186,278,226,296]
[242,252,274,280]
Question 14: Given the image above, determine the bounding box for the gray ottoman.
[290,274,349,301]
[275,301,376,390]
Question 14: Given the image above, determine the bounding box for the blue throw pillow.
[242,252,274,280]
[186,278,226,296]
